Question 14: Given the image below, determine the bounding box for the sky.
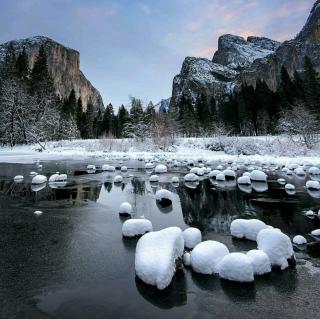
[0,0,315,108]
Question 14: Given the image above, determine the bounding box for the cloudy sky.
[0,0,315,107]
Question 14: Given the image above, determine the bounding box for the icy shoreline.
[0,137,320,166]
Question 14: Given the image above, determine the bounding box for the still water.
[1,159,320,319]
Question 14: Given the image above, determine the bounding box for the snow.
[190,241,229,275]
[277,178,286,185]
[219,253,254,283]
[102,164,115,172]
[293,235,307,245]
[87,164,96,170]
[209,170,221,178]
[183,252,191,267]
[237,176,251,185]
[114,175,123,183]
[121,166,128,172]
[294,167,305,176]
[190,167,205,176]
[156,189,172,202]
[155,164,167,173]
[182,228,202,249]
[149,175,159,182]
[13,175,24,182]
[34,210,43,216]
[216,173,226,181]
[135,227,184,290]
[184,173,198,182]
[250,170,267,182]
[306,180,320,190]
[119,202,132,216]
[122,219,153,238]
[31,175,47,185]
[311,229,320,236]
[257,229,294,270]
[246,250,271,275]
[230,219,268,241]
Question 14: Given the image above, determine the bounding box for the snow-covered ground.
[1,136,320,165]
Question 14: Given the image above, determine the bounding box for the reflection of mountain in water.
[176,180,252,232]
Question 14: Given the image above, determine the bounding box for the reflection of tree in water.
[131,178,146,196]
[176,180,253,232]
[0,179,102,206]
[104,182,113,193]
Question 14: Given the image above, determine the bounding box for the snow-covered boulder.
[87,164,96,171]
[190,241,229,275]
[145,162,154,170]
[237,176,251,185]
[13,175,24,183]
[149,175,159,183]
[29,171,38,177]
[257,229,295,270]
[121,166,128,172]
[184,173,198,182]
[294,167,305,176]
[171,176,179,184]
[102,164,115,172]
[34,210,43,216]
[208,170,221,179]
[156,189,173,207]
[230,219,268,241]
[219,253,254,283]
[183,252,191,267]
[309,167,320,175]
[306,180,320,191]
[223,169,236,180]
[114,175,123,183]
[119,202,132,217]
[31,175,47,185]
[246,250,271,275]
[285,184,295,191]
[250,170,267,182]
[56,174,67,182]
[216,173,226,181]
[292,235,307,245]
[277,178,286,185]
[155,164,167,174]
[135,227,184,290]
[311,229,320,236]
[122,219,153,238]
[182,228,202,249]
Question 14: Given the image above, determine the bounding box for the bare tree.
[277,103,319,149]
[150,113,175,150]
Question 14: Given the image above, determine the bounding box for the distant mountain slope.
[0,36,104,110]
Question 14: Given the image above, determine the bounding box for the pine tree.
[303,56,320,111]
[16,46,29,79]
[61,89,77,117]
[117,104,129,137]
[83,101,94,139]
[278,66,295,109]
[102,103,114,136]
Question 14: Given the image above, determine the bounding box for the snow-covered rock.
[306,180,320,190]
[277,178,286,185]
[29,171,38,177]
[122,219,153,238]
[257,229,295,270]
[121,166,128,172]
[34,210,43,216]
[155,164,167,173]
[191,241,229,275]
[184,173,198,182]
[13,175,24,182]
[294,167,305,176]
[119,202,132,217]
[237,176,251,185]
[216,173,226,181]
[311,229,320,236]
[309,167,320,175]
[230,219,268,241]
[183,252,191,267]
[219,253,254,283]
[31,175,47,185]
[114,175,123,183]
[208,170,221,179]
[149,175,159,182]
[246,250,271,275]
[171,176,179,184]
[145,162,154,170]
[223,169,236,180]
[285,184,295,191]
[102,164,115,172]
[182,228,202,249]
[292,235,307,245]
[87,164,96,171]
[156,189,173,207]
[135,227,184,290]
[250,170,267,182]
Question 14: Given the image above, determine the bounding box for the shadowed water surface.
[0,159,320,318]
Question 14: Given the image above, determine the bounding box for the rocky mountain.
[240,1,320,90]
[170,0,320,110]
[0,36,104,110]
[155,98,171,113]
